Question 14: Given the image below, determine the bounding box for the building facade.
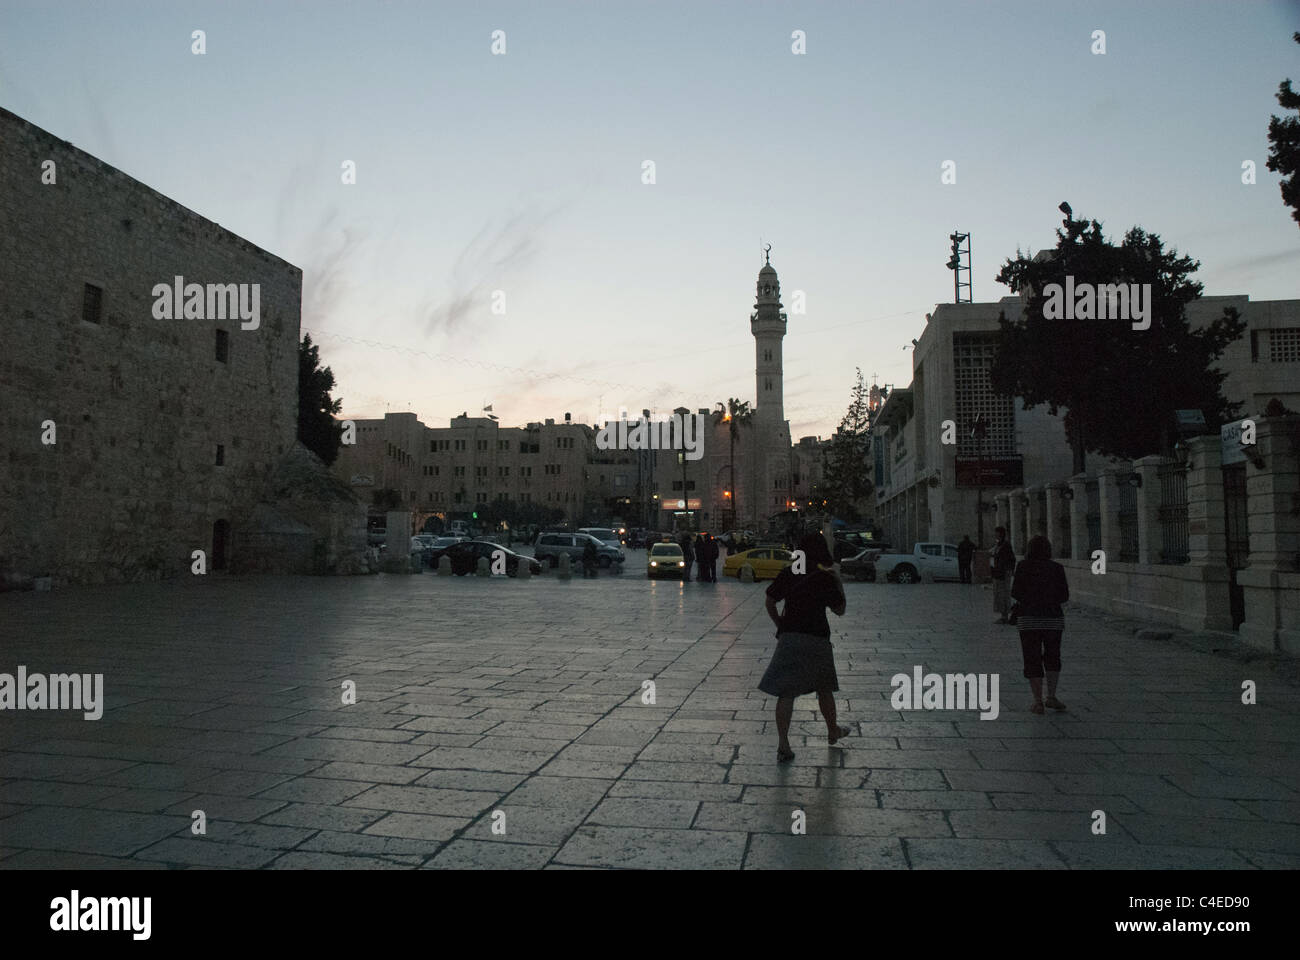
[0,107,311,584]
[871,292,1300,552]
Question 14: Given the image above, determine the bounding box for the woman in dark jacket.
[758,534,850,762]
[1010,535,1070,714]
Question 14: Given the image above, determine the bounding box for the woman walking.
[758,534,851,763]
[1010,535,1070,714]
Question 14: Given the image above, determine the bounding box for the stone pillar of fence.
[1134,456,1165,565]
[1068,474,1089,561]
[1045,483,1065,555]
[1186,435,1226,566]
[1239,415,1300,653]
[1007,490,1025,554]
[1025,485,1045,543]
[1097,467,1126,564]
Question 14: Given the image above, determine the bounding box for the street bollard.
[476,556,491,577]
[438,555,452,576]
[558,553,572,580]
[517,558,531,580]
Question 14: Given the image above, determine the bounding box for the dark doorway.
[1222,464,1248,630]
[212,519,230,571]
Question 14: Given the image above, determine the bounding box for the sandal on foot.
[1044,696,1067,711]
[827,725,852,746]
[777,748,795,764]
[1029,700,1045,714]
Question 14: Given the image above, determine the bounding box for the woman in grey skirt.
[758,534,850,763]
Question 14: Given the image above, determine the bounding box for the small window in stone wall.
[82,283,103,324]
[215,329,229,363]
[215,444,225,466]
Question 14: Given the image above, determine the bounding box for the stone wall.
[0,107,301,585]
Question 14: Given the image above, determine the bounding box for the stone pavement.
[1,563,1297,870]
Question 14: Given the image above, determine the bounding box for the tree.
[711,398,754,529]
[1266,32,1300,230]
[990,207,1245,470]
[822,368,873,522]
[298,333,343,465]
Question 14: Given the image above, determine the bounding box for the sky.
[3,0,1299,439]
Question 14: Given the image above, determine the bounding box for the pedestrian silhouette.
[957,534,974,584]
[1010,535,1070,714]
[991,526,1016,623]
[757,534,850,763]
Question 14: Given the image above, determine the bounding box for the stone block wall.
[0,107,301,585]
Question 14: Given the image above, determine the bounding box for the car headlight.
[678,561,685,567]
[650,561,657,567]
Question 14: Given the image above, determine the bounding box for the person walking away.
[757,534,852,763]
[957,534,974,584]
[582,537,598,578]
[991,526,1016,623]
[1010,535,1070,714]
[700,533,717,582]
[680,532,694,581]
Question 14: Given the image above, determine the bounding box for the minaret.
[751,247,786,427]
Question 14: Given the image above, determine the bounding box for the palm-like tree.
[712,398,754,530]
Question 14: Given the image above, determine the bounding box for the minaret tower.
[751,245,786,427]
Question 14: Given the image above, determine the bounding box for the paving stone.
[554,826,747,869]
[424,840,556,869]
[308,762,426,785]
[344,784,501,819]
[586,798,699,828]
[1052,841,1255,869]
[0,850,168,869]
[255,777,373,805]
[0,806,187,856]
[258,802,385,832]
[906,839,1068,870]
[362,812,468,842]
[743,834,908,869]
[269,851,415,870]
[133,838,281,868]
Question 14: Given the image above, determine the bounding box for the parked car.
[874,542,961,583]
[628,528,649,549]
[578,528,623,552]
[428,540,542,577]
[646,542,687,579]
[722,547,794,582]
[840,548,877,582]
[533,532,625,569]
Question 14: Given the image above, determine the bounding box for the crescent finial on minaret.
[764,243,771,265]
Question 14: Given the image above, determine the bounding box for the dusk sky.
[3,0,1298,439]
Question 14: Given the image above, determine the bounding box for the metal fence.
[1118,478,1139,562]
[1085,479,1101,553]
[1157,460,1189,564]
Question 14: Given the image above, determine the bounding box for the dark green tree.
[990,208,1245,471]
[1266,32,1300,230]
[298,333,343,465]
[822,368,873,522]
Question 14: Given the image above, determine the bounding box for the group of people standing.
[755,525,1074,761]
[679,531,719,582]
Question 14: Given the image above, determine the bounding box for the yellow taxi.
[722,547,794,582]
[647,542,687,579]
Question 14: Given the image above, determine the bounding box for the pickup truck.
[874,542,961,584]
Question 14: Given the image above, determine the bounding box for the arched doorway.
[212,519,229,571]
